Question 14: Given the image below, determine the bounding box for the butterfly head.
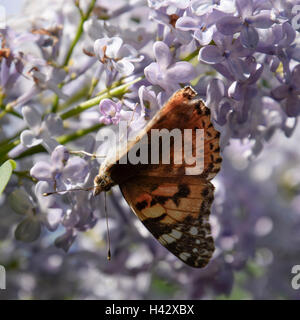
[93,173,114,196]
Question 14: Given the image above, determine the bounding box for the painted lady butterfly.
[93,86,222,268]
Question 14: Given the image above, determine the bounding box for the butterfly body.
[93,86,221,268]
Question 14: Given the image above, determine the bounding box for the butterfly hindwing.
[120,175,215,268]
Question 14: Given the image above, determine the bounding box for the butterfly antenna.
[104,192,111,261]
[43,186,95,196]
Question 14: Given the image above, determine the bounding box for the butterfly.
[94,86,222,268]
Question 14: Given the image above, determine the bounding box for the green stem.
[0,107,23,119]
[51,0,97,113]
[58,85,90,111]
[0,139,20,161]
[60,76,144,120]
[63,0,96,67]
[182,49,199,62]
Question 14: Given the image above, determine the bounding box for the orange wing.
[120,176,215,268]
[105,86,222,184]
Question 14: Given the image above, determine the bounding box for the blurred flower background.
[0,0,300,300]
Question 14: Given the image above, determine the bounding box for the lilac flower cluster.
[0,0,300,299]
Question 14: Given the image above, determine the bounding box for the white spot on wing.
[161,234,176,244]
[170,229,182,239]
[179,252,191,261]
[189,227,198,235]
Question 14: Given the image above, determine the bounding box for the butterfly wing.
[120,175,215,268]
[105,87,221,184]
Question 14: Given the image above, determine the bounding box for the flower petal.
[99,99,117,116]
[51,145,69,169]
[94,38,108,61]
[206,78,226,108]
[193,27,214,45]
[247,12,274,28]
[30,161,53,181]
[20,130,43,148]
[153,41,172,69]
[199,45,224,64]
[45,208,63,231]
[285,95,300,117]
[175,16,199,31]
[166,61,196,83]
[115,59,135,75]
[62,158,89,183]
[144,62,162,85]
[42,113,64,136]
[271,85,289,100]
[235,0,253,18]
[22,106,42,130]
[216,16,243,35]
[228,81,244,101]
[240,25,259,49]
[106,37,123,59]
[292,65,300,85]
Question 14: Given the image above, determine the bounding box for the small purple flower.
[257,22,297,78]
[206,78,232,126]
[271,65,300,117]
[227,57,264,102]
[20,106,63,153]
[144,41,195,94]
[0,27,37,95]
[216,0,275,48]
[175,15,214,45]
[30,145,89,192]
[10,63,68,109]
[63,192,97,232]
[29,66,68,99]
[99,99,124,125]
[149,9,193,45]
[199,34,252,81]
[94,36,143,76]
[138,85,161,120]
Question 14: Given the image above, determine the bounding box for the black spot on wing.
[143,213,170,238]
[136,200,148,211]
[172,184,190,206]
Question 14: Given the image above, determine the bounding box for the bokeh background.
[0,0,300,300]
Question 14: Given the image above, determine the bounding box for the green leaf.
[15,217,41,242]
[0,159,17,196]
